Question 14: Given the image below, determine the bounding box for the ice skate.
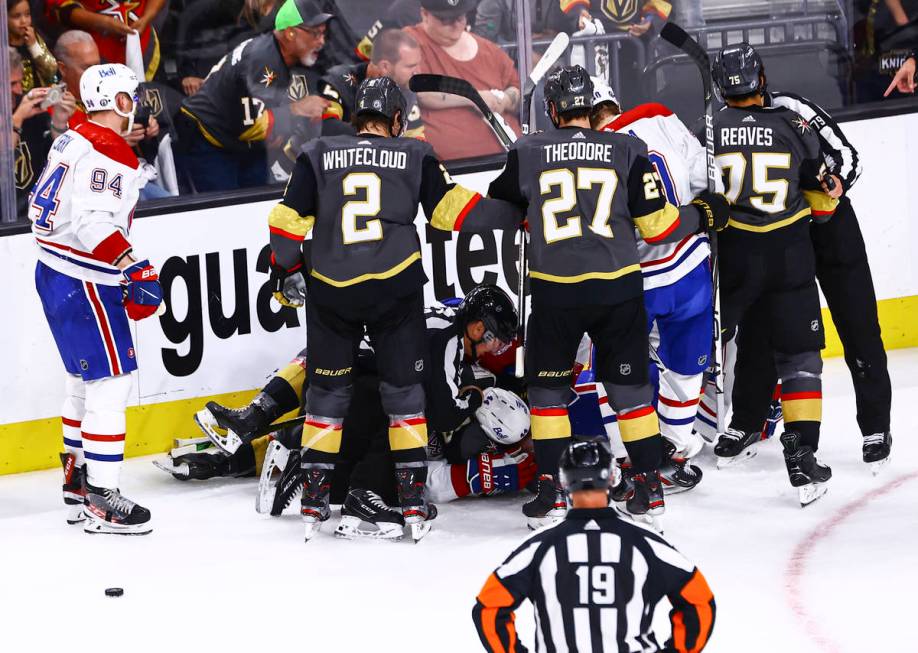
[335,489,405,541]
[194,394,279,455]
[862,432,892,475]
[256,440,303,515]
[659,442,702,495]
[781,432,832,507]
[395,465,436,542]
[301,465,333,542]
[60,452,86,525]
[610,460,634,503]
[83,484,152,535]
[623,471,664,532]
[522,474,566,530]
[714,428,762,468]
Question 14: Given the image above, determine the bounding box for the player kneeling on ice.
[472,437,716,653]
[587,77,721,497]
[266,77,523,541]
[31,63,163,535]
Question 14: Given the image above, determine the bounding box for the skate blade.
[526,510,566,531]
[716,448,758,469]
[335,516,404,541]
[798,483,828,507]
[66,504,85,525]
[628,511,664,533]
[303,520,324,542]
[193,409,243,455]
[408,520,432,543]
[869,456,891,476]
[256,441,288,515]
[83,514,152,536]
[152,458,191,481]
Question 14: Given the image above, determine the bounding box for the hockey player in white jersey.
[589,78,721,495]
[30,63,163,535]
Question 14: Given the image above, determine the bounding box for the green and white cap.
[275,0,334,31]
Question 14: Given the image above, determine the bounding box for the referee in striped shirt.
[473,438,715,652]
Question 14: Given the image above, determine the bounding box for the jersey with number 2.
[30,121,141,286]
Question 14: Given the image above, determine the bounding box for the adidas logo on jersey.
[572,132,586,139]
[742,115,756,123]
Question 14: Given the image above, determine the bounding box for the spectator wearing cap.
[406,0,522,160]
[46,0,166,80]
[175,0,333,192]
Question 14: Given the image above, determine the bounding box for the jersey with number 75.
[488,126,703,308]
[29,121,142,286]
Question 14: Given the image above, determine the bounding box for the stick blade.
[660,22,689,48]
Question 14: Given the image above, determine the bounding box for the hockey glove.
[122,259,163,320]
[269,254,307,308]
[463,448,538,497]
[691,191,731,233]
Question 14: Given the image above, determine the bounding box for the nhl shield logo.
[619,363,631,376]
[698,354,708,366]
[288,74,308,101]
[415,359,424,372]
[810,320,820,331]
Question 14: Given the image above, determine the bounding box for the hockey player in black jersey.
[267,76,521,541]
[710,44,840,505]
[711,43,893,475]
[482,65,729,528]
[472,437,716,653]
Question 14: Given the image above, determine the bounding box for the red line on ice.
[785,470,918,652]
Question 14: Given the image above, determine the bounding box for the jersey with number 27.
[30,121,141,286]
[603,103,719,290]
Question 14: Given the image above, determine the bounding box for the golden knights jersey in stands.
[269,134,521,305]
[319,63,425,138]
[181,33,317,152]
[714,105,838,240]
[488,126,690,308]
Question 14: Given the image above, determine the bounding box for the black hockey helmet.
[559,437,614,493]
[712,43,765,98]
[543,65,593,124]
[355,76,407,134]
[455,284,518,348]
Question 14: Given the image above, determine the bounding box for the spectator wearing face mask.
[174,0,333,192]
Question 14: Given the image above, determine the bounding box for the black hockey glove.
[270,256,307,308]
[691,191,731,233]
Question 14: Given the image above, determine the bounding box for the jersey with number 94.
[30,121,142,286]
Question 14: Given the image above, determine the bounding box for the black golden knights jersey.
[488,125,697,308]
[473,507,716,653]
[181,32,317,152]
[559,0,671,29]
[713,105,838,239]
[269,134,521,306]
[318,63,424,138]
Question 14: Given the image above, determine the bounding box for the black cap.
[455,284,517,344]
[559,437,613,493]
[712,43,764,98]
[275,0,333,31]
[421,0,478,19]
[544,65,593,120]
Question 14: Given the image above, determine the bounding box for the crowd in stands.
[6,0,918,220]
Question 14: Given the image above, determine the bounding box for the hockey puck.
[105,587,124,597]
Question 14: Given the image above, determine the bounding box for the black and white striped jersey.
[473,507,715,653]
[766,91,862,191]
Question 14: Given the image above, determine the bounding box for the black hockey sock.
[263,376,301,415]
[533,438,569,478]
[787,421,820,451]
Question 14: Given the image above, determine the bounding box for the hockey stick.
[659,22,726,432]
[408,74,516,147]
[514,31,570,377]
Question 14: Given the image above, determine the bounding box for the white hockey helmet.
[80,63,139,119]
[475,387,530,447]
[591,76,619,110]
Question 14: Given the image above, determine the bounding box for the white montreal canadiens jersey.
[30,121,142,286]
[604,103,720,290]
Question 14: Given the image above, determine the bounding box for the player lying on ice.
[155,285,538,541]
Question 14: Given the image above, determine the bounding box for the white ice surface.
[2,350,916,653]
